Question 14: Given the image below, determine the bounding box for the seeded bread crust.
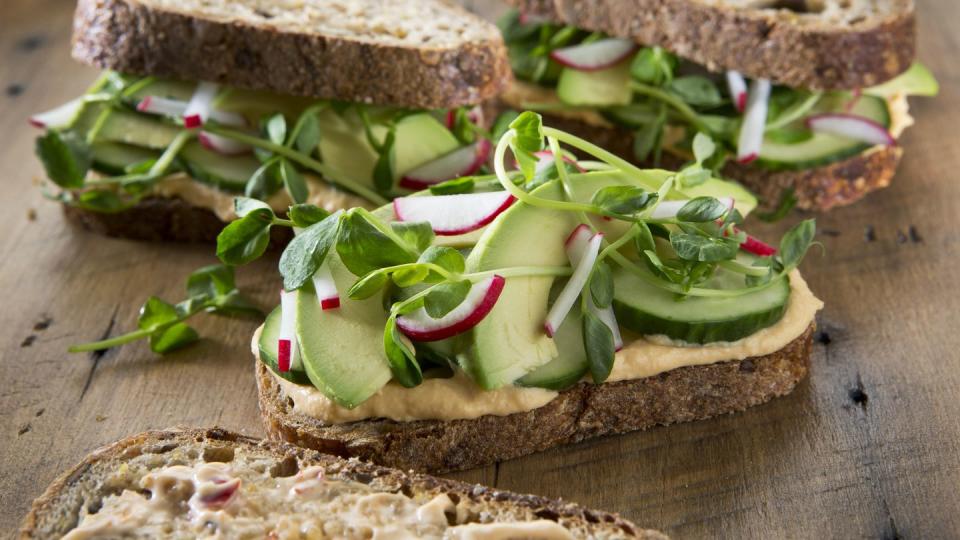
[509,0,915,90]
[62,197,294,245]
[19,428,661,539]
[257,325,812,474]
[71,0,512,109]
[530,112,902,212]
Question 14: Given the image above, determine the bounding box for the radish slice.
[550,38,638,72]
[198,132,252,155]
[278,289,300,373]
[445,105,484,130]
[311,260,340,310]
[393,191,515,236]
[29,98,84,129]
[649,198,735,220]
[737,78,772,164]
[534,150,586,174]
[183,82,219,128]
[565,225,623,351]
[545,230,604,337]
[738,230,777,256]
[806,113,895,147]
[137,95,187,117]
[399,139,491,191]
[396,275,505,341]
[726,71,748,113]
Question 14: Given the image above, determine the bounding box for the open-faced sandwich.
[20,428,665,539]
[30,0,511,242]
[223,113,823,473]
[496,0,937,212]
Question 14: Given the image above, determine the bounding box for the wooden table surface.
[2,0,959,538]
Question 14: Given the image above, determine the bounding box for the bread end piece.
[509,0,916,90]
[71,0,512,109]
[19,427,661,539]
[258,325,813,474]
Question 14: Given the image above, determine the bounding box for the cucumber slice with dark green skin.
[517,306,588,390]
[756,94,890,171]
[179,142,259,193]
[259,306,311,385]
[91,108,183,149]
[90,142,159,175]
[612,267,790,344]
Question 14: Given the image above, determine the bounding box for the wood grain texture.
[0,0,958,538]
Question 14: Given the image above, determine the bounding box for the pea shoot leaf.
[424,280,471,319]
[279,211,341,291]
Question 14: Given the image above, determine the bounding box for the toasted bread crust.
[257,325,812,474]
[19,428,660,539]
[509,0,915,90]
[62,197,294,245]
[71,0,512,109]
[529,112,902,212]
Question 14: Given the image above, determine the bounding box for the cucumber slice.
[757,94,890,170]
[517,306,588,390]
[258,306,311,385]
[126,79,196,102]
[90,142,159,175]
[179,142,259,192]
[612,267,790,344]
[91,108,183,149]
[556,60,633,107]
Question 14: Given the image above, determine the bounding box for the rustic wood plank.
[0,0,957,537]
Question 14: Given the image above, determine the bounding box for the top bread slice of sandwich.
[32,0,513,244]
[498,0,938,212]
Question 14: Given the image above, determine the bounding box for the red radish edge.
[392,191,516,236]
[28,118,44,128]
[277,340,292,372]
[320,297,341,310]
[396,275,506,342]
[534,150,586,173]
[737,93,748,114]
[549,38,638,72]
[311,260,341,311]
[726,71,749,114]
[398,139,492,191]
[198,132,252,156]
[739,232,777,256]
[805,113,896,147]
[736,152,759,165]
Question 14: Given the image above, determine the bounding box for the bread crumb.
[27,208,37,221]
[96,415,108,422]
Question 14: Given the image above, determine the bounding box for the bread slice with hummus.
[20,428,664,538]
[496,2,937,212]
[237,114,823,473]
[32,0,512,243]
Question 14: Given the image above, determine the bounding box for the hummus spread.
[151,173,373,222]
[267,270,821,423]
[64,462,574,539]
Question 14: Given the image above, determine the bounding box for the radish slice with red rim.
[398,139,491,191]
[550,38,637,72]
[445,105,484,130]
[565,225,623,350]
[806,113,895,147]
[29,98,84,129]
[396,275,506,342]
[736,78,771,164]
[545,230,604,337]
[648,198,735,220]
[137,95,188,117]
[726,71,748,113]
[738,231,777,256]
[393,191,515,236]
[534,150,586,174]
[311,261,340,310]
[278,289,300,372]
[183,82,220,128]
[198,132,252,155]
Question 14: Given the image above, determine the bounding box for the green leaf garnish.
[266,113,287,146]
[279,211,341,291]
[288,204,330,228]
[280,159,308,204]
[36,131,90,189]
[383,316,423,387]
[676,197,728,222]
[582,310,615,383]
[424,280,471,319]
[590,185,656,219]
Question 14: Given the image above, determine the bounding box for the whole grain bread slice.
[19,428,661,539]
[528,111,902,212]
[508,0,915,90]
[258,325,812,474]
[72,0,512,109]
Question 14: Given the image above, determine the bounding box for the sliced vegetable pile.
[499,10,938,180]
[30,72,492,212]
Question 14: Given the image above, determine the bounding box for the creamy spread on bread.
[64,462,574,539]
[266,270,821,424]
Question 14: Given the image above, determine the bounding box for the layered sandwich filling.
[32,72,493,219]
[247,114,822,425]
[498,10,937,202]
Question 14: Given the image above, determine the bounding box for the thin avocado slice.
[295,252,392,408]
[179,141,260,192]
[126,79,196,102]
[392,113,461,176]
[258,306,311,385]
[865,62,939,98]
[557,59,633,107]
[612,264,790,344]
[757,94,890,171]
[517,305,588,390]
[90,142,159,175]
[90,108,183,150]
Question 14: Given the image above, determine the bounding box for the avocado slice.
[556,60,633,107]
[865,62,939,99]
[295,252,392,408]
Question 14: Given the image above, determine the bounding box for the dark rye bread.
[509,0,915,90]
[62,196,294,245]
[533,112,902,212]
[19,428,661,539]
[71,0,512,109]
[258,325,813,474]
